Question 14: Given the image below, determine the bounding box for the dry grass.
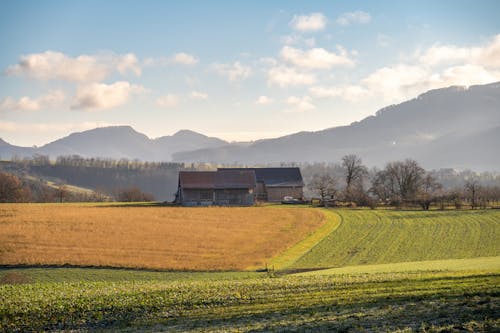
[0,204,324,270]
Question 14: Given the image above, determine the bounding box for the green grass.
[289,209,500,270]
[1,270,498,332]
[0,268,263,284]
[1,208,499,331]
[295,256,500,276]
[269,209,341,270]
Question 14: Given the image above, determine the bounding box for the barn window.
[199,190,213,201]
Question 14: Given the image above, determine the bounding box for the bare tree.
[386,159,426,203]
[308,173,337,206]
[0,172,31,202]
[416,174,442,210]
[370,159,437,208]
[56,184,69,203]
[465,179,481,209]
[341,154,367,203]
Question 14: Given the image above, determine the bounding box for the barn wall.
[180,188,214,206]
[266,187,303,202]
[215,189,254,206]
[255,182,267,201]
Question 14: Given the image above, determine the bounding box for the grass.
[289,209,500,270]
[295,256,500,276]
[0,269,498,332]
[0,204,325,271]
[268,209,341,270]
[1,205,499,331]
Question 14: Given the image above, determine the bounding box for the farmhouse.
[175,167,304,206]
[219,168,304,202]
[176,169,256,206]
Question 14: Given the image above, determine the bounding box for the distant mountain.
[0,126,228,161]
[1,82,499,170]
[172,82,500,170]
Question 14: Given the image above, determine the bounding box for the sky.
[1,0,499,146]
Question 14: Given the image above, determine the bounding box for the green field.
[1,207,499,332]
[288,209,500,269]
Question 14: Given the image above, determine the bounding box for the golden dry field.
[0,204,324,270]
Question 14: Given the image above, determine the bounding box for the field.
[1,205,499,331]
[289,209,500,269]
[0,204,324,270]
[1,269,498,332]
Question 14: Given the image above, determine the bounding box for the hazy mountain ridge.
[1,126,229,161]
[1,82,499,170]
[172,82,500,170]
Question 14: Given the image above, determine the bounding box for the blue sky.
[1,0,499,146]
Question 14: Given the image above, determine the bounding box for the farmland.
[289,209,500,270]
[0,204,324,270]
[0,205,499,331]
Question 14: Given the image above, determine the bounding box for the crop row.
[1,271,498,332]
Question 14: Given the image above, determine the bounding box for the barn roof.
[178,171,216,189]
[218,167,304,187]
[215,170,256,189]
[178,170,256,189]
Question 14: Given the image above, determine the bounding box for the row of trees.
[308,155,500,210]
[0,171,154,203]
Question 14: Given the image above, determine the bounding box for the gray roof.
[218,167,304,187]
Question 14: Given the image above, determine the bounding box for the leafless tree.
[0,171,31,202]
[370,159,438,208]
[465,179,481,209]
[308,173,337,206]
[341,154,368,203]
[56,184,69,203]
[416,174,442,210]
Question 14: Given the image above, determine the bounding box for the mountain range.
[1,82,499,170]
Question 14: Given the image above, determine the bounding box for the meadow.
[0,204,324,270]
[0,205,499,331]
[289,209,500,270]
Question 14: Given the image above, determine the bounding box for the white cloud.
[418,34,500,68]
[336,11,372,26]
[361,64,431,102]
[309,85,370,102]
[190,91,208,100]
[6,51,141,82]
[0,90,65,111]
[212,61,252,81]
[171,52,199,65]
[255,96,274,105]
[144,52,200,67]
[286,95,315,112]
[290,13,326,32]
[281,34,316,47]
[0,121,117,133]
[115,53,141,76]
[280,45,354,69]
[156,94,179,108]
[268,66,316,87]
[72,81,145,110]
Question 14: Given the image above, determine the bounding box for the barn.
[218,167,304,202]
[175,169,256,206]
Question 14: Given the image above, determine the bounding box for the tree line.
[306,155,500,210]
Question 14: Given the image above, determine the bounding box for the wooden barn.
[175,170,256,206]
[218,167,304,202]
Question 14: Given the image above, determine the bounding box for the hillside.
[288,209,500,270]
[1,82,499,170]
[173,82,500,170]
[1,126,228,161]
